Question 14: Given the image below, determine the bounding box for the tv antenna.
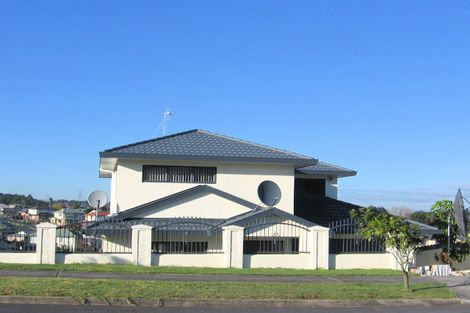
[155,109,173,136]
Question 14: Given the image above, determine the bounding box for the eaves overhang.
[295,169,357,178]
[99,151,317,175]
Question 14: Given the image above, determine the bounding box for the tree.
[389,206,413,218]
[408,211,432,225]
[351,208,422,291]
[52,203,64,210]
[366,205,388,213]
[430,200,470,263]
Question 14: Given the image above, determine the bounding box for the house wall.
[111,159,296,215]
[142,193,252,219]
[326,177,338,199]
[329,253,397,269]
[415,248,470,271]
[100,235,132,253]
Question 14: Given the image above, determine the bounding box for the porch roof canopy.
[220,207,318,228]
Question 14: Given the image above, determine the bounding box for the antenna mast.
[162,109,173,136]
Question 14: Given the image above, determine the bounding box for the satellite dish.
[257,181,281,207]
[454,189,466,238]
[87,191,108,209]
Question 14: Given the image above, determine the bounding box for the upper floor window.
[295,178,325,196]
[142,165,217,184]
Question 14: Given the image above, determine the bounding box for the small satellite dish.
[87,191,108,209]
[257,181,281,207]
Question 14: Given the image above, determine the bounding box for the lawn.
[0,263,404,276]
[0,277,455,301]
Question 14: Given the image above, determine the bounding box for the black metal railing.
[0,214,38,252]
[151,218,223,254]
[243,216,310,254]
[329,218,386,254]
[56,218,133,253]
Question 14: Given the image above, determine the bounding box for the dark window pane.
[143,166,217,184]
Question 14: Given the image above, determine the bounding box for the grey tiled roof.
[101,129,316,165]
[296,161,357,177]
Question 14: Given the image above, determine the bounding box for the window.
[142,165,217,184]
[295,178,325,196]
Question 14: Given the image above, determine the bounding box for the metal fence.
[243,216,310,254]
[56,218,132,253]
[151,218,223,254]
[329,218,386,254]
[0,215,38,252]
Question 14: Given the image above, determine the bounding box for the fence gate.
[151,218,223,254]
[243,217,310,254]
[329,218,385,254]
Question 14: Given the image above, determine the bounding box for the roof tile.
[101,129,316,164]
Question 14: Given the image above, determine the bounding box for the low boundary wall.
[152,253,225,267]
[0,253,36,264]
[330,253,397,269]
[243,254,311,269]
[56,253,132,265]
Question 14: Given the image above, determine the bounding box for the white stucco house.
[0,129,443,267]
[96,129,372,269]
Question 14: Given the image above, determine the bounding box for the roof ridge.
[102,129,199,153]
[196,129,314,160]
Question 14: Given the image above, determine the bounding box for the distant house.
[0,203,8,213]
[26,207,55,222]
[52,208,85,225]
[85,210,110,222]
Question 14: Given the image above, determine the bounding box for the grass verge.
[0,277,455,301]
[0,263,404,276]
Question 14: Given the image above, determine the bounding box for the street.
[0,304,468,313]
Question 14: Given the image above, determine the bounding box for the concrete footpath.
[432,276,470,302]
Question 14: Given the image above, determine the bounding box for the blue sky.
[1,1,469,211]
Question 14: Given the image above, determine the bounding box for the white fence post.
[309,225,330,269]
[131,224,153,266]
[223,226,244,268]
[36,222,57,264]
